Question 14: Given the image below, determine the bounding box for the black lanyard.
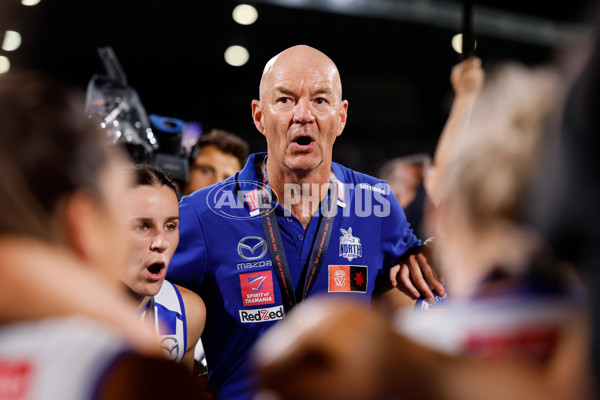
[258,159,337,313]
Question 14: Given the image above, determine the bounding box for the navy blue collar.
[236,153,347,216]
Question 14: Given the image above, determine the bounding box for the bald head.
[259,45,343,101]
[250,44,349,179]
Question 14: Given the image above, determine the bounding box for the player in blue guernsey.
[121,164,206,370]
[167,45,443,400]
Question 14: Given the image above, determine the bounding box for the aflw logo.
[334,269,346,287]
[328,265,367,293]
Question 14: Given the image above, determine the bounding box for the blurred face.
[252,46,348,175]
[389,165,422,209]
[121,184,180,298]
[88,156,134,283]
[184,145,241,195]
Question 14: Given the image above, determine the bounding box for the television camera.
[85,46,190,185]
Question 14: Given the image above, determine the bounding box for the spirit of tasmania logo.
[239,271,275,306]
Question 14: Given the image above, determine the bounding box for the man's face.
[121,184,180,298]
[252,49,348,175]
[184,144,242,195]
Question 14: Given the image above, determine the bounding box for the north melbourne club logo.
[339,227,362,261]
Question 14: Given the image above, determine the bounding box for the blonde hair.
[443,62,562,231]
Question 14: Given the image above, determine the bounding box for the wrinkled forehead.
[259,53,343,99]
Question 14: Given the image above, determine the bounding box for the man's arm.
[425,56,484,205]
[167,195,208,292]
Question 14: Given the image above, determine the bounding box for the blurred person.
[386,59,492,302]
[253,58,591,400]
[377,153,432,238]
[0,71,201,399]
[121,163,205,371]
[399,60,587,357]
[183,129,250,195]
[387,56,484,304]
[528,2,600,395]
[167,44,444,400]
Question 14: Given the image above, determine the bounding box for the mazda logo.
[237,236,268,261]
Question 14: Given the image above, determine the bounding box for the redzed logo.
[0,361,32,400]
[239,306,285,323]
[239,271,275,306]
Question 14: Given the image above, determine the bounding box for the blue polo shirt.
[167,152,421,400]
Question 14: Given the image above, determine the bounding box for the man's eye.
[165,223,177,232]
[315,98,326,104]
[198,166,214,176]
[137,224,149,232]
[277,97,291,104]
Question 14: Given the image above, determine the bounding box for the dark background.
[2,0,594,176]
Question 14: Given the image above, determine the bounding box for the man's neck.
[266,158,332,229]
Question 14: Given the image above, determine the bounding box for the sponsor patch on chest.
[160,335,181,361]
[239,271,275,306]
[239,305,285,323]
[328,265,367,293]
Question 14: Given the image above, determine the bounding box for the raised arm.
[391,58,484,301]
[425,56,484,206]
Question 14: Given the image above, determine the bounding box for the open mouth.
[146,262,165,279]
[294,136,312,146]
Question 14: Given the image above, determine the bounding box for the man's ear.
[252,99,265,136]
[337,100,348,137]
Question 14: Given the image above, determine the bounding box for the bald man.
[167,45,442,400]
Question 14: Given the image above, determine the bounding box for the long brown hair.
[0,71,117,241]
